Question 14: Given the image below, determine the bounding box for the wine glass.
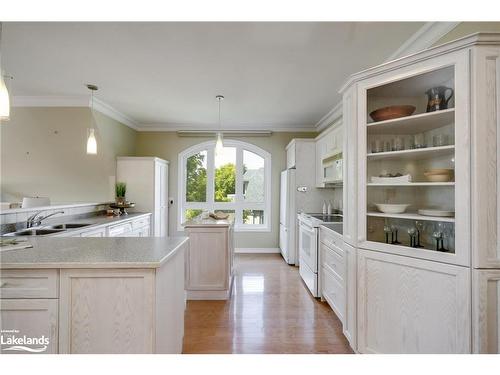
[415,221,425,248]
[407,227,417,247]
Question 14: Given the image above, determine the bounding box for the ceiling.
[3,22,425,130]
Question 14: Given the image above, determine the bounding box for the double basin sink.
[5,223,93,237]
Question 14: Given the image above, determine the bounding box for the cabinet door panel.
[473,269,500,353]
[0,299,58,354]
[471,47,500,267]
[186,229,228,290]
[343,243,357,351]
[357,249,470,353]
[59,269,154,354]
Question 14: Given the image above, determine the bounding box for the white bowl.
[375,203,410,214]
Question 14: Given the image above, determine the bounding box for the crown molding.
[386,22,460,62]
[11,95,139,130]
[314,101,343,132]
[92,98,139,130]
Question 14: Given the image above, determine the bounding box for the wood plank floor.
[183,254,354,354]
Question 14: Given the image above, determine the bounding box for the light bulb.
[86,128,97,155]
[0,75,10,121]
[215,132,224,155]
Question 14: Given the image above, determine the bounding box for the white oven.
[298,214,319,297]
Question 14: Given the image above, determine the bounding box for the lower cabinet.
[343,243,357,351]
[185,225,234,300]
[473,269,500,353]
[58,243,186,354]
[0,299,59,354]
[357,249,471,353]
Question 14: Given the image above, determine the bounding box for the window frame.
[178,139,272,232]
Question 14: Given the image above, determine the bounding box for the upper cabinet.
[354,50,471,267]
[315,119,343,188]
[470,46,500,268]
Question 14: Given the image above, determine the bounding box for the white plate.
[418,209,455,217]
[375,203,410,214]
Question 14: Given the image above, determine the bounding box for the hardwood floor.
[183,254,354,354]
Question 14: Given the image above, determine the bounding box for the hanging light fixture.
[86,84,98,155]
[0,22,12,121]
[215,95,224,156]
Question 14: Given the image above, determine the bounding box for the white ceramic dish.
[375,203,410,214]
[418,209,455,217]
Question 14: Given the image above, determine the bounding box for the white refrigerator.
[279,140,342,265]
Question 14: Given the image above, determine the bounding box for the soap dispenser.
[327,200,332,215]
[322,201,327,215]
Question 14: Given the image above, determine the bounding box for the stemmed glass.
[407,227,417,247]
[390,224,401,244]
[415,221,425,248]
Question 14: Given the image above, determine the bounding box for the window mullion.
[207,146,215,211]
[235,147,244,226]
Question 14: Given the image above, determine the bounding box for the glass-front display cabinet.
[356,51,470,266]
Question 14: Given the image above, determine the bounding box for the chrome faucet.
[27,210,65,228]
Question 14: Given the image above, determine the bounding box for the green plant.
[115,182,127,198]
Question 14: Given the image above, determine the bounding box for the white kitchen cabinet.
[357,249,470,353]
[342,85,358,247]
[80,227,107,237]
[117,157,168,237]
[0,299,59,354]
[343,242,357,351]
[470,46,500,268]
[58,243,186,354]
[286,141,296,169]
[314,120,343,188]
[184,223,234,300]
[472,269,500,353]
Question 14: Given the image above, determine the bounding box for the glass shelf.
[367,182,455,187]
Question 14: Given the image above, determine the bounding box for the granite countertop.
[182,216,234,228]
[0,236,189,269]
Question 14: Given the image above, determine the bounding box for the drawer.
[322,266,345,323]
[132,216,150,230]
[321,242,345,281]
[320,227,344,253]
[107,222,133,237]
[0,269,58,299]
[80,227,106,237]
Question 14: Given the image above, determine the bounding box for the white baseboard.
[235,247,281,254]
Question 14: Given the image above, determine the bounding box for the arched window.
[178,140,271,232]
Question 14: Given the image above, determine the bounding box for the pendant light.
[0,22,12,121]
[215,95,224,156]
[86,84,98,155]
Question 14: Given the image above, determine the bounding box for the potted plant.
[115,182,127,205]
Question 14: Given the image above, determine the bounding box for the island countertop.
[0,236,189,269]
[182,217,234,228]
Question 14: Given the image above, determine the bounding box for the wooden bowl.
[369,105,416,122]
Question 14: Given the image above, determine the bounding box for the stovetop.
[309,214,343,223]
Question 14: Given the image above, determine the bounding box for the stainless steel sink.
[13,229,66,236]
[46,223,92,230]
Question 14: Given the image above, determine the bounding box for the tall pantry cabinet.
[340,33,500,353]
[116,157,169,237]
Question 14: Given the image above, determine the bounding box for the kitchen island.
[183,217,234,300]
[0,236,188,354]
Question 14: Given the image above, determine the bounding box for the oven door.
[298,220,318,273]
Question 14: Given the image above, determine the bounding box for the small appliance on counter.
[297,212,343,297]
